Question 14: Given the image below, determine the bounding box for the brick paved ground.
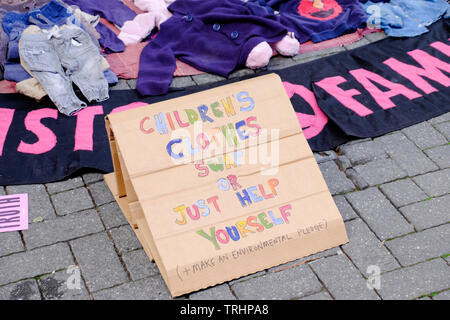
[0,33,449,300]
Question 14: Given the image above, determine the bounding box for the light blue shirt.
[362,0,450,37]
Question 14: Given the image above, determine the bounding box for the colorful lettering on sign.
[172,196,221,225]
[139,91,256,136]
[197,204,293,250]
[165,117,261,159]
[235,178,279,207]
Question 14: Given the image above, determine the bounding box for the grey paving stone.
[98,202,128,229]
[336,155,352,170]
[192,73,226,86]
[314,150,337,164]
[377,259,450,300]
[337,140,387,165]
[344,37,370,50]
[399,195,450,231]
[427,112,450,124]
[318,161,355,195]
[444,254,450,264]
[0,243,74,285]
[6,184,56,223]
[299,291,333,300]
[364,32,387,43]
[0,187,5,195]
[0,279,40,300]
[228,271,267,285]
[434,121,450,140]
[169,76,196,89]
[122,249,158,281]
[310,254,379,300]
[38,269,90,300]
[81,172,104,185]
[189,284,236,300]
[269,247,341,273]
[110,225,142,254]
[402,122,447,150]
[228,68,255,79]
[22,209,104,250]
[353,159,407,187]
[375,133,438,176]
[127,79,137,90]
[432,290,450,300]
[267,56,296,70]
[110,79,130,90]
[0,231,24,257]
[333,195,358,221]
[293,47,345,63]
[51,187,94,216]
[424,144,450,169]
[93,276,172,300]
[413,168,450,197]
[70,232,128,292]
[231,265,322,300]
[88,181,115,206]
[345,188,414,240]
[385,224,450,266]
[379,178,428,208]
[46,177,84,195]
[342,219,400,274]
[345,168,369,190]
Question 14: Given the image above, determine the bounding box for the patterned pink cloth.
[298,28,380,54]
[0,80,16,94]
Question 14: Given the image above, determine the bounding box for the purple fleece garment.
[62,0,136,27]
[137,0,289,96]
[95,22,125,53]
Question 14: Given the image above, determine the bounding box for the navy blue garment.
[5,23,26,62]
[248,0,367,43]
[62,0,136,27]
[4,62,31,82]
[3,0,73,63]
[137,0,289,96]
[2,0,72,35]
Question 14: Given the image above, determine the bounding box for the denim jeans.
[20,26,109,116]
[51,26,109,103]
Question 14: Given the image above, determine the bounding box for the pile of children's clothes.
[1,0,449,116]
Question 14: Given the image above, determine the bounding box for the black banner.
[0,19,449,185]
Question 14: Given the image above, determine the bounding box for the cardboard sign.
[0,194,28,233]
[105,74,348,297]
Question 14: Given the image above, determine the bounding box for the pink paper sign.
[0,194,28,233]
